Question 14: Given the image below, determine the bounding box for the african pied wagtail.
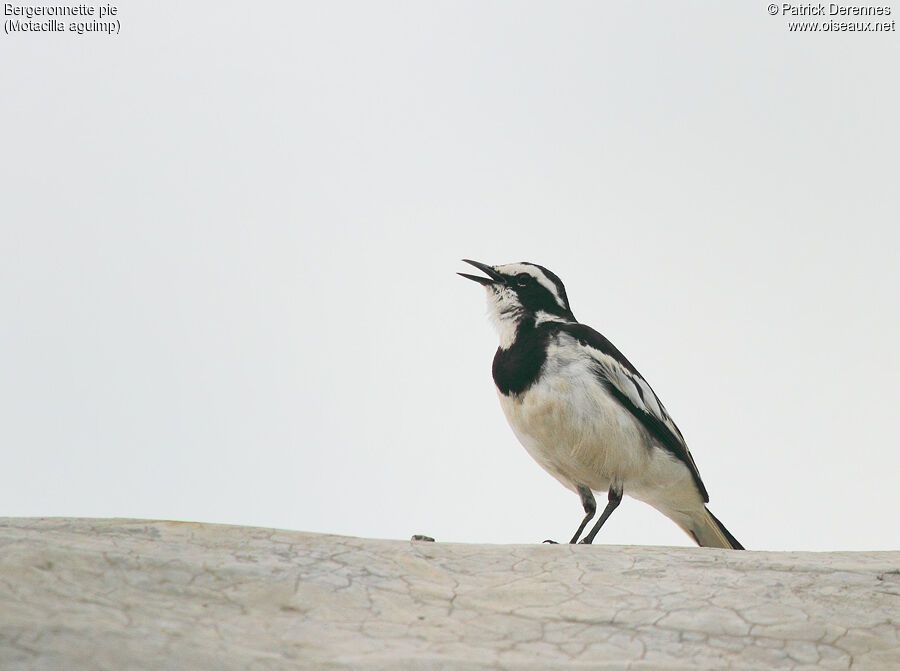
[460,260,743,549]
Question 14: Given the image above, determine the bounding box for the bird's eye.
[516,274,530,287]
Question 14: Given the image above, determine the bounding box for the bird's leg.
[544,485,596,544]
[568,485,596,543]
[579,485,623,544]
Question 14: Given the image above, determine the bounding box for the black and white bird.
[459,260,743,549]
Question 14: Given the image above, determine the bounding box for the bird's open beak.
[458,259,502,286]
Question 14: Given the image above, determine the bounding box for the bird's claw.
[542,539,559,544]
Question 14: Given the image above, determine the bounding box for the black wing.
[557,323,709,502]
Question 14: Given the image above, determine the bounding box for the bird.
[459,259,743,549]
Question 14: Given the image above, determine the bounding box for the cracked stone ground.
[0,519,898,670]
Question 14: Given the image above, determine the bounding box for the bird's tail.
[679,506,744,550]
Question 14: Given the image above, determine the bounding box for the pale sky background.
[1,2,897,552]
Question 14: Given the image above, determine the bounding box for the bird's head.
[459,260,575,344]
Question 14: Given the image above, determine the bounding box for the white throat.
[494,314,520,350]
[485,285,524,350]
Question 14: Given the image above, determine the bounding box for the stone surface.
[1,518,898,670]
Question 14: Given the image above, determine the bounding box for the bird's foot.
[542,539,559,544]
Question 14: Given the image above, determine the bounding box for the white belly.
[497,354,697,506]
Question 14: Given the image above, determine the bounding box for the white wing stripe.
[579,342,685,449]
[635,377,663,418]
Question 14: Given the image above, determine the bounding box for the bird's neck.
[495,311,575,350]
